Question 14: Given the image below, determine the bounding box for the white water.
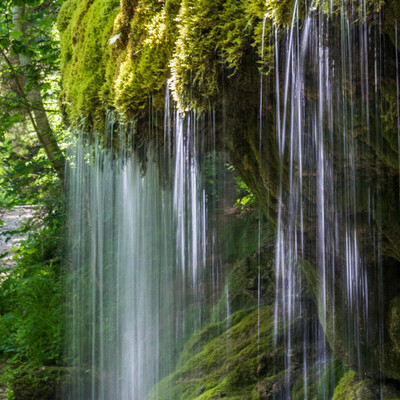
[65,101,240,399]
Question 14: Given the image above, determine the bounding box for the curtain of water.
[65,94,238,398]
[66,132,174,399]
[270,2,390,397]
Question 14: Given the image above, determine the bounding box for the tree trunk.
[12,4,65,179]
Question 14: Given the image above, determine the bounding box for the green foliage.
[234,175,257,210]
[0,199,65,365]
[0,180,65,399]
[226,163,257,211]
[4,363,68,400]
[0,0,64,140]
[0,129,60,207]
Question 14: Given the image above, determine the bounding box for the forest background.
[0,0,68,398]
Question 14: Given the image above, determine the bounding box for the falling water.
[269,1,399,398]
[66,131,177,399]
[64,1,400,399]
[64,99,249,398]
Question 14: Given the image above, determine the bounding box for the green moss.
[58,0,387,126]
[292,359,348,400]
[58,0,180,129]
[58,0,120,128]
[146,306,282,400]
[332,370,374,400]
[389,296,400,354]
[112,0,180,115]
[170,0,269,111]
[332,370,400,400]
[57,0,311,123]
[5,364,72,400]
[211,244,275,323]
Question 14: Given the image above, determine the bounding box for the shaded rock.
[332,370,400,400]
[8,366,72,400]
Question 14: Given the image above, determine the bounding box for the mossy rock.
[332,370,400,400]
[146,306,285,400]
[211,241,275,322]
[291,359,348,400]
[57,0,388,127]
[6,365,72,400]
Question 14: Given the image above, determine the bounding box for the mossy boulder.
[332,370,400,400]
[146,306,286,400]
[210,241,275,323]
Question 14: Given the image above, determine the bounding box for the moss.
[389,296,400,354]
[58,0,180,129]
[211,244,275,323]
[5,365,72,400]
[57,0,120,128]
[146,306,283,400]
[385,0,400,51]
[292,359,348,400]
[332,370,375,400]
[111,0,180,115]
[58,0,387,127]
[170,0,270,111]
[332,370,400,400]
[58,0,272,121]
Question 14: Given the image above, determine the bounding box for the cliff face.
[58,0,400,396]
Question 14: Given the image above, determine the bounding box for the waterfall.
[269,2,395,397]
[65,103,241,399]
[64,1,400,399]
[66,133,176,399]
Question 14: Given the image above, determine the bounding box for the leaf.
[10,30,23,40]
[0,37,10,49]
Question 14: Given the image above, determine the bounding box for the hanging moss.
[169,0,270,111]
[57,0,314,125]
[111,0,181,115]
[57,0,120,128]
[57,0,387,128]
[57,0,180,130]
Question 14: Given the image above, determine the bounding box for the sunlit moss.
[57,0,120,129]
[58,0,387,126]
